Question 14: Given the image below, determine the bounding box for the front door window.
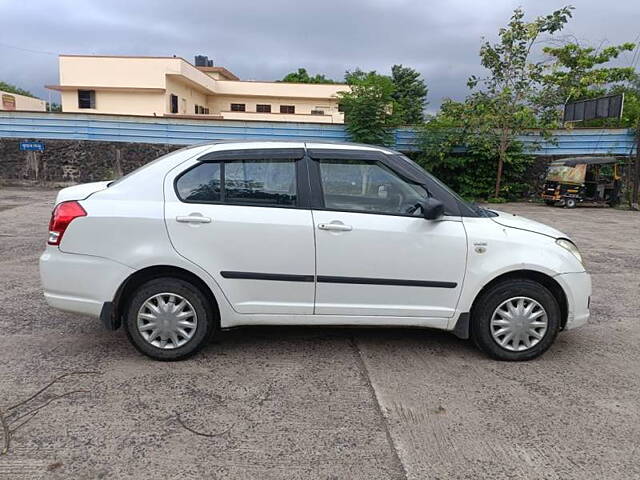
[318,159,427,215]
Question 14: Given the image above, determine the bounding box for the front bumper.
[40,246,134,318]
[555,271,591,330]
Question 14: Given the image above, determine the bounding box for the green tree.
[536,41,637,128]
[337,69,400,145]
[541,42,636,104]
[280,68,337,84]
[614,76,640,127]
[611,76,640,208]
[417,6,574,200]
[417,98,535,200]
[0,81,36,98]
[390,65,428,124]
[465,6,574,197]
[47,102,62,112]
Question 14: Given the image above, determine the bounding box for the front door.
[165,148,316,315]
[310,151,467,318]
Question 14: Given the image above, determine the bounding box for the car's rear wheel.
[124,277,216,361]
[470,279,560,361]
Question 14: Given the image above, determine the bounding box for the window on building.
[280,105,295,114]
[230,103,246,112]
[170,94,179,114]
[78,90,96,109]
[195,105,199,114]
[256,104,271,113]
[311,109,325,115]
[204,107,210,114]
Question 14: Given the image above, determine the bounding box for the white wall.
[0,90,46,111]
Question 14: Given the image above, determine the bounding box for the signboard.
[19,142,45,152]
[563,94,624,123]
[2,94,16,111]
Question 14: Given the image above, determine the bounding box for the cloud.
[0,0,637,109]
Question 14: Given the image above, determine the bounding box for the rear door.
[308,148,467,318]
[164,147,316,315]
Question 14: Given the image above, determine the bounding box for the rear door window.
[224,160,297,206]
[176,159,297,207]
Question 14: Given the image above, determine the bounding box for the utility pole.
[633,121,640,211]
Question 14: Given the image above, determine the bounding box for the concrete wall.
[0,137,550,200]
[60,89,165,116]
[0,137,180,183]
[0,90,46,112]
[58,56,174,89]
[165,76,208,116]
[213,79,349,99]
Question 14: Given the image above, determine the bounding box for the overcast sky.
[1,0,638,111]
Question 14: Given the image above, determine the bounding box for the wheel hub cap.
[136,293,198,349]
[490,297,548,352]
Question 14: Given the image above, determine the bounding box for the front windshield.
[546,164,585,184]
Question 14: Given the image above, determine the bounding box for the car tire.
[565,198,577,208]
[470,279,560,361]
[124,277,217,361]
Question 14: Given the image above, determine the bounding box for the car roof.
[551,156,624,167]
[196,140,398,155]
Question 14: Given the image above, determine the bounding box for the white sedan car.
[40,141,590,361]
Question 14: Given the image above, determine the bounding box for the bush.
[413,126,535,201]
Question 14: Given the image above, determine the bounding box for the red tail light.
[48,201,87,246]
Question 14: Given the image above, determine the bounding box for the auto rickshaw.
[540,156,623,208]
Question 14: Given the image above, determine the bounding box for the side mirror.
[417,197,444,220]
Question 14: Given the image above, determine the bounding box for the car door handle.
[176,215,212,224]
[318,223,352,232]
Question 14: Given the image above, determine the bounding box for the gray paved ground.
[0,186,638,480]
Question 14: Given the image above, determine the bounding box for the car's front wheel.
[470,279,560,361]
[124,277,216,361]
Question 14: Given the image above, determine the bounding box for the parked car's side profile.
[40,141,590,361]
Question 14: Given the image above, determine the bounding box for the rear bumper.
[39,246,134,318]
[555,271,591,330]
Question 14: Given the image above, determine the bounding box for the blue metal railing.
[0,111,636,156]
